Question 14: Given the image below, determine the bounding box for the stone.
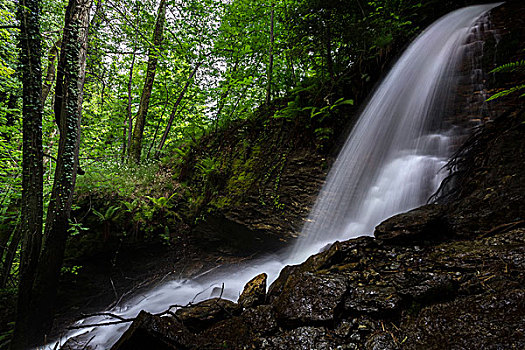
[365,332,399,350]
[374,205,450,244]
[402,289,525,350]
[174,298,240,332]
[398,273,457,303]
[261,326,335,350]
[242,304,278,335]
[110,311,195,350]
[273,272,347,325]
[344,286,401,315]
[239,272,267,309]
[199,316,254,349]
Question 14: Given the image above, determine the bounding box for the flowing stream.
[46,4,499,349]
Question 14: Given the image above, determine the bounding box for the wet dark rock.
[397,273,457,303]
[365,332,399,350]
[110,311,195,350]
[261,326,335,350]
[267,264,298,302]
[402,289,525,350]
[273,272,347,326]
[174,298,240,332]
[374,204,451,244]
[199,316,254,349]
[241,305,278,335]
[238,272,267,309]
[344,286,401,316]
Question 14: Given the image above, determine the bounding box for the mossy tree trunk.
[10,0,44,348]
[14,0,92,346]
[128,0,167,163]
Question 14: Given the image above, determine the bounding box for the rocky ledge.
[75,108,523,350]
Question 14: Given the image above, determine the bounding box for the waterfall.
[44,4,499,349]
[289,3,499,262]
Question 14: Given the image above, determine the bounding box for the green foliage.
[145,193,177,210]
[487,60,525,101]
[60,265,82,276]
[0,321,14,349]
[488,60,525,74]
[91,204,121,228]
[274,84,354,123]
[75,160,164,198]
[487,84,525,101]
[196,157,220,182]
[67,219,89,236]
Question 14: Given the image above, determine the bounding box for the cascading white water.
[289,3,499,262]
[44,4,499,349]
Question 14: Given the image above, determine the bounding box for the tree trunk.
[25,0,92,343]
[123,51,136,160]
[154,63,201,158]
[265,3,275,105]
[325,22,335,81]
[10,0,44,348]
[0,224,21,289]
[41,38,61,106]
[0,91,18,142]
[128,0,167,163]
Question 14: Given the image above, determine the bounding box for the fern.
[489,60,525,74]
[487,60,525,101]
[487,84,525,101]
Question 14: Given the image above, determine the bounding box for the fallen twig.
[67,319,134,330]
[79,312,130,322]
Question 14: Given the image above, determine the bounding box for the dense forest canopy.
[1,0,519,348]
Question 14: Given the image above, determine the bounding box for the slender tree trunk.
[0,222,11,264]
[42,40,60,170]
[26,0,92,343]
[10,0,44,348]
[128,0,166,163]
[214,55,244,132]
[41,38,61,106]
[265,3,275,105]
[154,63,201,158]
[0,92,18,142]
[0,224,21,289]
[0,198,20,288]
[146,77,170,159]
[325,22,335,81]
[123,51,136,159]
